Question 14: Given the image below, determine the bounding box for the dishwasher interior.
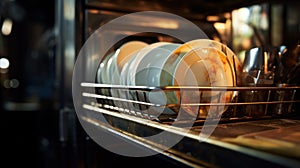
[65,0,300,167]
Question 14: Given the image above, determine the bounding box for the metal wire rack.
[80,83,300,122]
[79,82,300,167]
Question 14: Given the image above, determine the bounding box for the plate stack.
[96,39,242,118]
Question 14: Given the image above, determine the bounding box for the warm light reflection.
[214,22,226,32]
[1,18,13,36]
[88,9,101,14]
[140,21,179,29]
[0,58,10,69]
[224,12,231,19]
[206,15,220,22]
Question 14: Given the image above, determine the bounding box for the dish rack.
[79,83,300,167]
[81,83,300,123]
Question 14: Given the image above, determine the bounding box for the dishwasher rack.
[78,83,300,167]
[81,83,300,122]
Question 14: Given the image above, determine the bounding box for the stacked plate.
[96,39,242,118]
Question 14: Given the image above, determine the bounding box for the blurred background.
[0,0,58,167]
[0,0,299,168]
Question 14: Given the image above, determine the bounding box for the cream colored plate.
[181,39,242,86]
[174,47,230,117]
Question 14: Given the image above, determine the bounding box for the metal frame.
[78,83,300,167]
[56,0,300,167]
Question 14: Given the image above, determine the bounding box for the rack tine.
[264,90,272,115]
[288,89,297,113]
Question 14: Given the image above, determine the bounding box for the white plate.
[106,41,148,109]
[95,51,115,105]
[120,42,179,115]
[159,39,239,117]
[181,39,242,86]
[97,51,115,84]
[174,47,230,118]
[135,43,181,87]
[126,42,171,86]
[134,42,181,115]
[107,41,148,85]
[173,40,235,91]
